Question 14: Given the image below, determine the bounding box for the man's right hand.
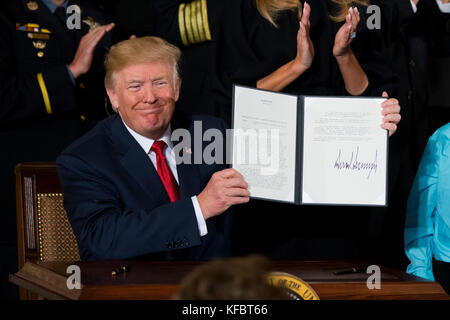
[197,168,250,220]
[69,23,115,78]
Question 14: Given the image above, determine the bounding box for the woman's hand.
[294,2,314,72]
[257,2,314,91]
[333,7,359,57]
[381,91,401,136]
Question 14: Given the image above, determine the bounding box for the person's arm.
[344,3,400,98]
[333,7,369,95]
[256,2,313,92]
[334,50,369,95]
[404,128,443,280]
[152,0,212,47]
[56,153,205,260]
[68,23,115,78]
[197,168,249,220]
[56,153,248,260]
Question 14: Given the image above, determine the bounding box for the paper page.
[302,97,387,206]
[232,86,298,203]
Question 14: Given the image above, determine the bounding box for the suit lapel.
[112,112,203,203]
[176,155,201,198]
[171,112,202,198]
[111,115,170,205]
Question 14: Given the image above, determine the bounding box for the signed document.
[232,85,388,206]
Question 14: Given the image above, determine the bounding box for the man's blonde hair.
[104,36,182,89]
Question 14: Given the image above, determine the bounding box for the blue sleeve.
[66,65,76,85]
[404,128,444,281]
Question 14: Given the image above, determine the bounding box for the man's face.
[107,61,180,140]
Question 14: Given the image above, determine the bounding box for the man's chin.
[141,122,168,139]
[120,113,170,139]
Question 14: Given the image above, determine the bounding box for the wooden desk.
[9,260,449,300]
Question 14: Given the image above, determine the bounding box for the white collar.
[437,0,450,13]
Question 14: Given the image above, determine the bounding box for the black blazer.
[56,112,232,261]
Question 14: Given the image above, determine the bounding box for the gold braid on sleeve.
[178,0,212,46]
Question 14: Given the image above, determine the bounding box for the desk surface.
[10,260,449,300]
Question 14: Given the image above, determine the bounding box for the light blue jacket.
[405,123,450,280]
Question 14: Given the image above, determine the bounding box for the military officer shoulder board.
[178,0,212,46]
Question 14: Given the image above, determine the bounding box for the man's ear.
[106,87,118,111]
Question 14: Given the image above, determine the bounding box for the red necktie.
[150,140,180,202]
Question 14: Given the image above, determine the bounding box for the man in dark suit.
[56,36,250,261]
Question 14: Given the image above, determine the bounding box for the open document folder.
[231,85,388,207]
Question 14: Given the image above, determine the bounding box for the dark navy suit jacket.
[56,112,232,261]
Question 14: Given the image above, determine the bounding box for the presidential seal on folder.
[267,272,320,300]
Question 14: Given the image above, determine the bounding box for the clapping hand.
[294,2,314,71]
[333,7,359,57]
[69,23,115,78]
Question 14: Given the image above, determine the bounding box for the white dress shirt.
[410,0,418,12]
[410,0,450,13]
[436,0,450,13]
[123,121,208,236]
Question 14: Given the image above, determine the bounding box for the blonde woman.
[199,0,400,131]
[256,1,368,95]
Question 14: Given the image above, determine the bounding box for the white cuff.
[191,196,208,236]
[410,0,418,13]
[436,0,450,13]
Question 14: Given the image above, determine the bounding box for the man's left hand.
[381,91,401,136]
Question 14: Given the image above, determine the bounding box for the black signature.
[333,146,378,179]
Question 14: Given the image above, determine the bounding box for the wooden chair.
[15,162,80,299]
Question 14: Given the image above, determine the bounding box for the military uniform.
[0,0,112,299]
[147,0,216,120]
